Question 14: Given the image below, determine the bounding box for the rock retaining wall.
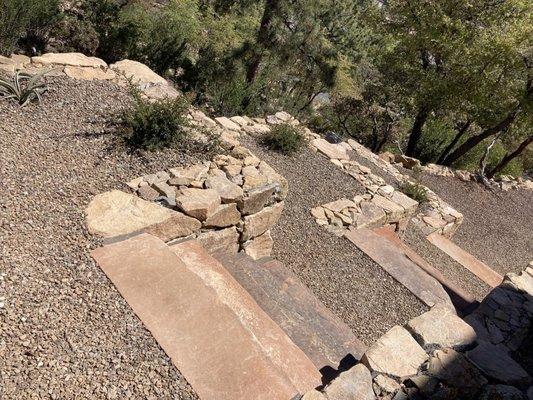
[302,264,533,400]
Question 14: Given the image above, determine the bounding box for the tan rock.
[176,188,221,221]
[142,84,179,100]
[301,390,327,400]
[379,151,395,163]
[32,52,107,68]
[86,190,177,237]
[407,306,476,349]
[215,117,241,131]
[242,202,284,241]
[394,154,421,169]
[310,207,327,220]
[371,194,405,222]
[258,161,288,200]
[355,202,387,229]
[138,185,160,201]
[323,199,358,213]
[230,116,249,127]
[205,174,244,203]
[203,203,241,228]
[243,173,268,191]
[243,231,274,260]
[238,184,277,215]
[110,59,167,86]
[169,163,209,185]
[223,163,242,178]
[361,325,428,379]
[391,191,419,214]
[324,364,374,400]
[312,138,350,161]
[190,109,217,127]
[197,226,239,255]
[64,66,116,81]
[144,212,201,242]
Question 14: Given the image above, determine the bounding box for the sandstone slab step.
[92,234,320,400]
[214,252,366,372]
[427,233,503,288]
[345,228,453,309]
[374,227,478,315]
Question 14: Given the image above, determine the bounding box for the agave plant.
[0,69,50,106]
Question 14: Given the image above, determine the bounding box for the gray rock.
[324,364,374,400]
[242,202,284,241]
[238,183,277,215]
[137,185,160,201]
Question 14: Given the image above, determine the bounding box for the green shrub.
[0,69,49,106]
[121,95,191,151]
[0,0,61,54]
[262,123,306,155]
[399,181,428,203]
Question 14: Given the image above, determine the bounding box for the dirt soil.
[418,174,533,276]
[0,77,201,399]
[240,135,428,346]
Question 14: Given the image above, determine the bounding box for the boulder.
[143,212,201,242]
[466,342,531,385]
[205,174,244,203]
[169,163,209,186]
[258,161,289,200]
[242,231,274,260]
[242,202,284,241]
[238,184,277,215]
[176,188,221,221]
[215,117,241,131]
[379,151,395,163]
[374,374,400,394]
[197,227,239,255]
[86,190,188,238]
[142,84,180,100]
[312,138,350,161]
[355,201,387,229]
[32,52,107,68]
[371,194,405,222]
[230,116,249,127]
[110,59,167,86]
[394,154,421,169]
[406,306,476,350]
[64,66,116,81]
[361,325,428,379]
[324,364,374,400]
[390,191,419,214]
[203,203,241,228]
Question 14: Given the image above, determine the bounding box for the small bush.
[0,69,49,106]
[400,181,428,203]
[262,123,306,155]
[121,96,191,151]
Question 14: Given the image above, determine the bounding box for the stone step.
[214,251,366,374]
[374,227,479,316]
[344,228,454,309]
[426,232,503,288]
[92,233,321,400]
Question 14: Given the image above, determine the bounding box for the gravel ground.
[0,77,201,399]
[402,224,491,302]
[240,136,428,345]
[418,174,533,276]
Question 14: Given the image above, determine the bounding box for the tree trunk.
[442,110,519,166]
[406,106,430,157]
[245,0,279,84]
[487,135,533,179]
[436,120,471,165]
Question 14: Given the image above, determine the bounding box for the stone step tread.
[344,228,454,309]
[215,251,366,371]
[374,227,479,315]
[426,232,503,288]
[92,234,320,400]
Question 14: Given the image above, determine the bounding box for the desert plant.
[0,69,49,106]
[121,95,191,151]
[399,181,428,203]
[262,123,306,155]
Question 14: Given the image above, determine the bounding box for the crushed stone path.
[240,136,427,345]
[0,77,200,399]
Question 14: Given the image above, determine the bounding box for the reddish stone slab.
[345,228,453,309]
[427,233,503,288]
[92,234,318,400]
[215,252,366,372]
[374,227,478,315]
[169,240,321,394]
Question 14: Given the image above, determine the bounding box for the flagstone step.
[373,227,479,315]
[427,232,503,288]
[344,228,454,309]
[214,251,366,374]
[92,233,321,400]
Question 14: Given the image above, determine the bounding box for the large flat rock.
[312,138,350,161]
[86,190,200,239]
[427,232,503,288]
[170,240,321,394]
[110,59,167,86]
[215,252,366,371]
[323,364,374,400]
[92,234,320,400]
[345,228,453,309]
[32,52,107,68]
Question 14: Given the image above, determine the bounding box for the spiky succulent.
[0,69,50,106]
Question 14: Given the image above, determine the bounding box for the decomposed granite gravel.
[419,174,533,276]
[1,77,200,399]
[240,135,428,345]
